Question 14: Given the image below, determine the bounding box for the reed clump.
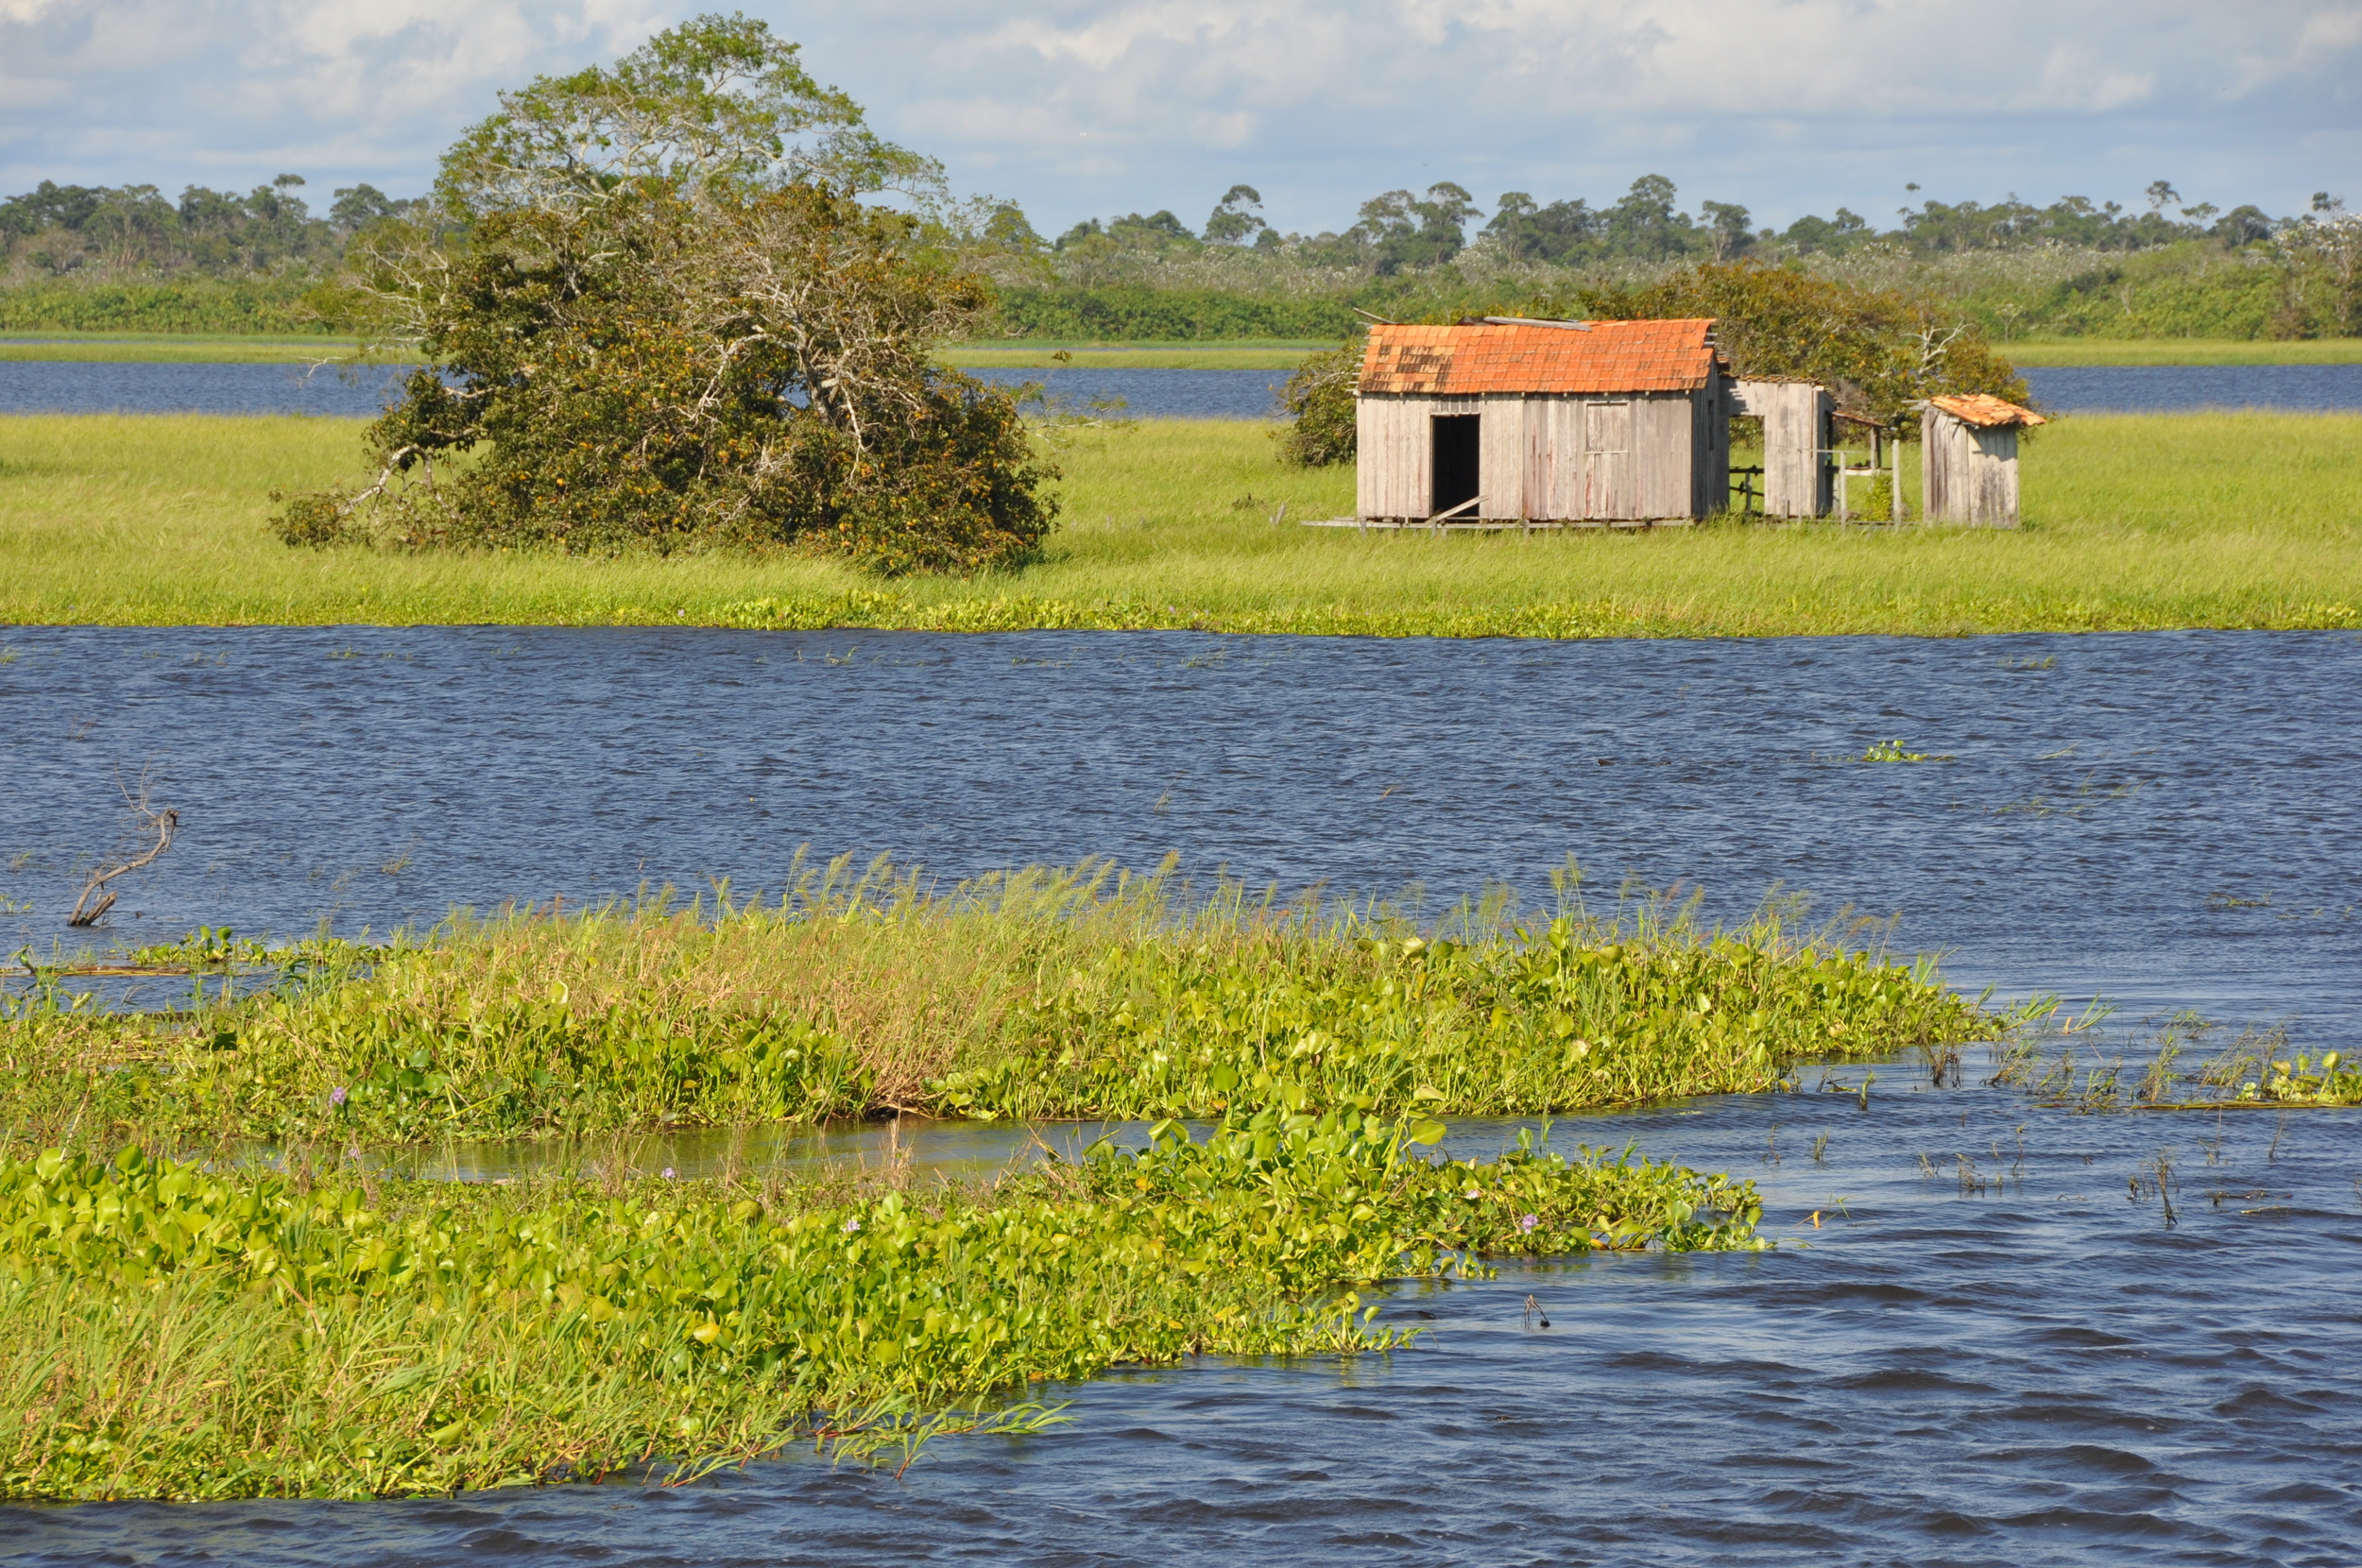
[1991,1015,2362,1111]
[3,859,2002,1148]
[0,1113,1756,1500]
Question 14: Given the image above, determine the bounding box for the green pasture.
[7,333,2354,368]
[0,334,1311,369]
[0,410,2353,636]
[943,340,1329,369]
[0,334,410,365]
[2001,338,2362,366]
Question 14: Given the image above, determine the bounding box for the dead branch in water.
[67,772,178,928]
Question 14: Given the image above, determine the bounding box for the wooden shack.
[1922,393,2045,527]
[1354,318,1731,525]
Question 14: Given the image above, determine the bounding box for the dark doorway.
[1430,415,1481,518]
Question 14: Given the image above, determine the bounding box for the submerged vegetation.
[0,1111,1759,1500]
[0,856,1957,1498]
[1992,1016,2362,1111]
[2,860,2002,1148]
[0,860,1864,1499]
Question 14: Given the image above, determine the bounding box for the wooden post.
[1891,431,1904,522]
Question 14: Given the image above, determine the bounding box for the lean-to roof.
[1926,393,2047,429]
[1359,319,1720,396]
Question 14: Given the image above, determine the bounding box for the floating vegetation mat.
[0,859,2013,1498]
[0,1111,1758,1500]
[2,857,2007,1147]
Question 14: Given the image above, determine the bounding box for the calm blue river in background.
[0,358,2358,417]
[3,628,2359,1563]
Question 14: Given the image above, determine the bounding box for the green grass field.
[0,334,1311,369]
[9,333,2354,366]
[0,334,414,365]
[0,411,2353,636]
[1999,339,2362,366]
[943,341,1331,369]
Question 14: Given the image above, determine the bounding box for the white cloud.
[1,0,2355,230]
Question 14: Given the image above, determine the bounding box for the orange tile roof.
[1926,393,2046,428]
[1359,319,1720,396]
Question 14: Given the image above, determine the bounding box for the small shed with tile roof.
[1355,317,1734,525]
[1922,393,2045,527]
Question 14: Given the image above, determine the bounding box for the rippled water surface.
[3,626,2358,1564]
[3,627,2354,1029]
[11,1087,2361,1567]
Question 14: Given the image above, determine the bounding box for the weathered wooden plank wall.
[1923,408,2021,525]
[1356,394,1442,518]
[1356,389,1716,521]
[1691,370,1731,517]
[1632,395,1692,519]
[1728,380,1830,518]
[1480,394,1528,519]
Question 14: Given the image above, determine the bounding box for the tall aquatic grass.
[0,1114,1756,1500]
[1,412,2354,636]
[3,858,2001,1149]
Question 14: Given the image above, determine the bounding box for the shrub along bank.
[0,1112,1760,1499]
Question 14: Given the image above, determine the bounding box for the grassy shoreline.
[4,332,2356,366]
[0,335,415,365]
[1998,338,2362,366]
[1,411,2355,638]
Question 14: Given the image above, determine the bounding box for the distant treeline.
[0,175,413,283]
[0,278,319,333]
[1,168,2353,340]
[996,286,1361,340]
[1046,175,2302,275]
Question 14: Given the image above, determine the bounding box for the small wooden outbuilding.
[1354,318,1732,525]
[1922,394,2045,527]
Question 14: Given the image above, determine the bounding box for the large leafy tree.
[1279,263,2031,466]
[283,14,1053,574]
[1573,263,2030,430]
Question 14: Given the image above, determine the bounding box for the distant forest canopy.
[0,174,423,332]
[0,175,418,280]
[0,166,2353,341]
[1041,174,2305,271]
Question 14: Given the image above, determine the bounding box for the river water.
[9,1085,2361,1566]
[2,625,2358,1562]
[1,360,2358,418]
[3,627,2356,1031]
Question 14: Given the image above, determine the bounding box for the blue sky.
[3,0,2355,235]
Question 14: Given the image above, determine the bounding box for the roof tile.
[1358,320,1721,395]
[1926,393,2046,429]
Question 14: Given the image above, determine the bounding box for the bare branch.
[67,772,178,928]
